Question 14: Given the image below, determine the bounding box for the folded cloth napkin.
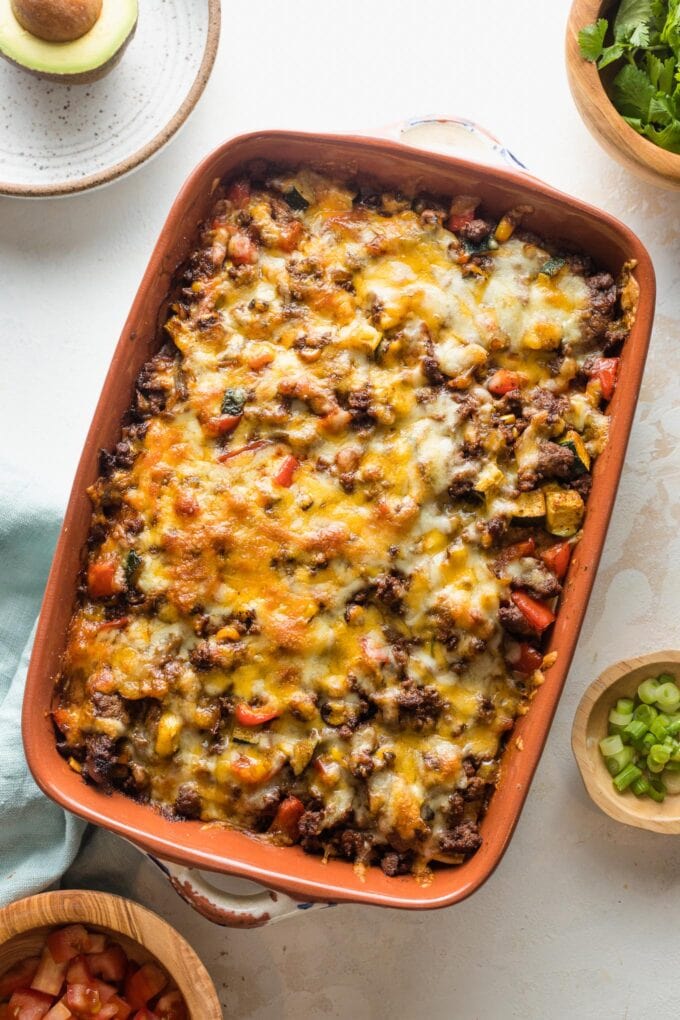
[0,461,86,907]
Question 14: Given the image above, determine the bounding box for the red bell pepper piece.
[273,455,299,487]
[86,947,127,984]
[204,413,242,437]
[47,927,91,965]
[154,991,187,1020]
[511,591,556,632]
[86,561,121,600]
[487,369,525,396]
[540,541,572,580]
[586,357,619,401]
[124,965,167,1010]
[502,537,536,560]
[7,988,54,1020]
[0,958,40,998]
[270,796,305,841]
[278,220,303,252]
[234,703,282,727]
[218,439,269,463]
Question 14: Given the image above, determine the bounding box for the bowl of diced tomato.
[0,890,221,1020]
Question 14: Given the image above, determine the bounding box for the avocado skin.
[0,8,137,84]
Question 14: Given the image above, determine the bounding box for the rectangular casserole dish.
[22,128,655,911]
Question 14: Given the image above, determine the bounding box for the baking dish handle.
[149,855,334,928]
[367,115,527,172]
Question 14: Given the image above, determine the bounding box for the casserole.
[23,125,655,913]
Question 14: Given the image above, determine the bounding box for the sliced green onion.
[657,673,677,685]
[624,719,648,743]
[599,735,624,757]
[631,774,650,797]
[649,744,671,765]
[656,682,680,714]
[616,698,635,715]
[650,718,669,742]
[605,746,635,776]
[647,779,666,803]
[667,717,680,736]
[633,704,657,726]
[613,763,642,791]
[664,760,680,772]
[641,732,657,753]
[638,678,661,704]
[609,709,633,728]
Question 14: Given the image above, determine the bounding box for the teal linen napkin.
[0,462,85,907]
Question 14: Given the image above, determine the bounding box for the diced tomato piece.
[270,796,305,841]
[86,560,121,600]
[47,928,91,966]
[487,369,525,396]
[277,220,303,252]
[511,591,556,632]
[507,641,544,675]
[86,947,127,985]
[91,981,117,1005]
[124,965,167,1010]
[225,179,250,209]
[44,1000,73,1020]
[65,958,92,986]
[273,455,299,487]
[131,1011,158,1020]
[234,703,282,726]
[585,356,619,401]
[446,195,479,233]
[153,991,186,1020]
[83,936,106,955]
[203,413,242,437]
[0,958,40,998]
[66,984,101,1015]
[502,537,536,560]
[93,997,131,1020]
[228,232,257,266]
[0,1004,9,1020]
[540,541,572,580]
[7,988,54,1020]
[31,947,67,997]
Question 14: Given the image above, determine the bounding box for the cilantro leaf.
[221,387,247,416]
[647,52,676,92]
[579,18,608,61]
[613,63,656,119]
[662,0,680,58]
[642,117,680,151]
[598,42,627,68]
[614,0,657,42]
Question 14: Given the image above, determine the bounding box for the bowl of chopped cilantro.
[567,0,680,187]
[572,651,680,833]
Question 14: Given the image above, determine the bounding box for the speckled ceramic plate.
[0,0,220,197]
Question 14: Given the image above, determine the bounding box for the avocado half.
[0,0,138,83]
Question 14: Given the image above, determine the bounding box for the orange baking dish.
[22,129,655,910]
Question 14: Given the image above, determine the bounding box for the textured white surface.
[0,0,210,192]
[3,0,680,1017]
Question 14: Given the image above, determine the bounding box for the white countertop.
[3,0,680,1016]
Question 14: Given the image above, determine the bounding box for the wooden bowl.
[572,651,680,833]
[566,0,680,188]
[0,890,221,1019]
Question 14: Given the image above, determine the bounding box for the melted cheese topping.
[55,170,634,873]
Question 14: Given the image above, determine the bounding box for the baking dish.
[22,119,655,919]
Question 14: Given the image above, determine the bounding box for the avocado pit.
[11,0,102,43]
[0,0,138,82]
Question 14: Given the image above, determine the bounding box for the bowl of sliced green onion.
[572,651,680,833]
